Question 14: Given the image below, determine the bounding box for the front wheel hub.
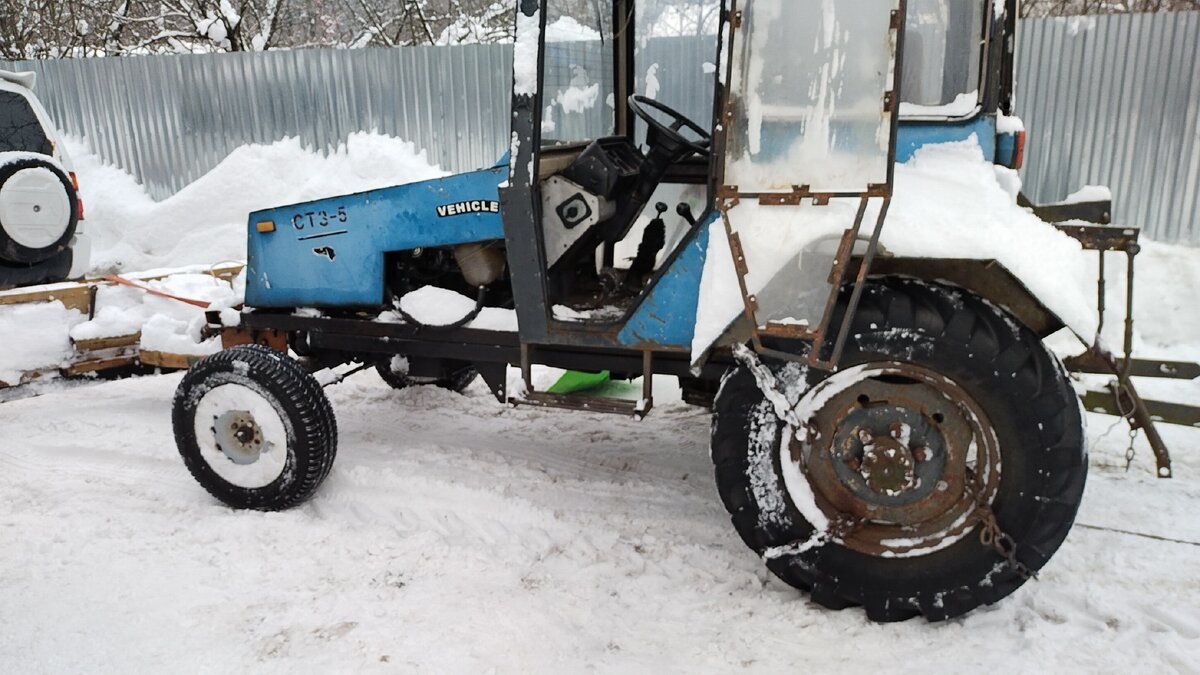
[214,410,266,465]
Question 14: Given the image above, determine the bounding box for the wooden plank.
[139,350,206,370]
[73,333,141,352]
[64,355,138,375]
[0,284,94,313]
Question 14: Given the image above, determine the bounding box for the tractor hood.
[244,166,508,308]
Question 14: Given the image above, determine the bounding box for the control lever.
[625,202,668,288]
[676,202,697,227]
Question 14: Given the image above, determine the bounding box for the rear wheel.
[173,345,337,510]
[711,278,1086,621]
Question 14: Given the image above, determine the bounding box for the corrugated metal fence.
[3,46,516,197]
[4,12,1199,243]
[1016,12,1200,244]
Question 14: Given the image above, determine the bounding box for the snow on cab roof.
[0,70,37,90]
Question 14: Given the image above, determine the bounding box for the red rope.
[100,275,213,309]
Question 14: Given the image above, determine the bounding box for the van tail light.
[1013,131,1027,171]
[69,171,84,220]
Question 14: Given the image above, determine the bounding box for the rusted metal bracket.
[1082,348,1175,478]
[1054,223,1138,251]
[1052,222,1192,476]
[1065,352,1200,380]
[1081,388,1200,431]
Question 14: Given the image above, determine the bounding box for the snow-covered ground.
[1,134,1198,671]
[1,371,1198,673]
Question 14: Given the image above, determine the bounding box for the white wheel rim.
[193,383,290,489]
[0,167,71,249]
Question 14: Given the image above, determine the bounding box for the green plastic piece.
[547,370,611,395]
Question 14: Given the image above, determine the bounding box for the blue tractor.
[171,0,1195,621]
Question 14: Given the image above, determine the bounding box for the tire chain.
[967,467,1038,581]
[737,344,1033,580]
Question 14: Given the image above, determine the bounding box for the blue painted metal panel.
[896,116,997,164]
[246,167,508,308]
[617,212,716,349]
[995,132,1020,169]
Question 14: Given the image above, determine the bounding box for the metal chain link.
[1113,383,1141,472]
[966,468,1038,581]
[1124,427,1139,472]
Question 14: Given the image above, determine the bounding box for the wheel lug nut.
[857,428,874,444]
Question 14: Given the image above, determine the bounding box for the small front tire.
[172,345,337,510]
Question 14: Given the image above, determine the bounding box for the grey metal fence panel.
[2,45,515,199]
[1015,12,1200,244]
[4,13,1199,243]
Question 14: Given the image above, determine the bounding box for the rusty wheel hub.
[858,428,918,496]
[788,363,1001,558]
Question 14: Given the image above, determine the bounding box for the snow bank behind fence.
[69,132,446,275]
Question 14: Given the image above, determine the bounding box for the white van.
[0,70,90,287]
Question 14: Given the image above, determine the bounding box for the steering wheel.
[627,94,712,158]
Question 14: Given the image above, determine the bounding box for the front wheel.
[711,278,1087,622]
[173,345,338,510]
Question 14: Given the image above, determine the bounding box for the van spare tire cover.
[0,157,78,264]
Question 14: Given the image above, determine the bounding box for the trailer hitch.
[1054,222,1199,479]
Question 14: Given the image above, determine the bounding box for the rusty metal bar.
[809,197,891,372]
[1122,244,1138,378]
[641,349,654,415]
[1086,346,1173,478]
[1095,251,1106,342]
[803,197,871,367]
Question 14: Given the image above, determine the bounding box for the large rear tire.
[711,277,1087,622]
[173,345,337,510]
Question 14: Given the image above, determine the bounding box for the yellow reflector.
[256,220,276,233]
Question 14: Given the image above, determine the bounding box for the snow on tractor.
[172,0,1199,622]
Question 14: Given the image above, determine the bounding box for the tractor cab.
[500,0,909,363]
[500,0,723,343]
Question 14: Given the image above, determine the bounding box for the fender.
[863,256,1064,338]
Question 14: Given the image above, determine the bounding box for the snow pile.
[899,91,980,118]
[694,137,1098,358]
[69,271,244,356]
[0,268,245,384]
[381,286,518,332]
[1060,185,1113,205]
[68,133,446,275]
[0,301,84,384]
[884,139,1096,332]
[544,16,600,42]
